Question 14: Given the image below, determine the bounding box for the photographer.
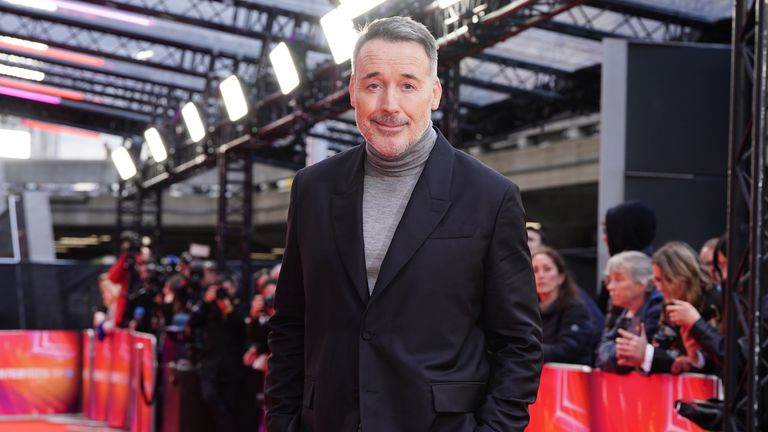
[107,231,150,328]
[187,273,247,432]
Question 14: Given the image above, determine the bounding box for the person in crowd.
[266,16,541,432]
[598,201,658,329]
[93,273,120,339]
[107,231,151,327]
[527,222,546,253]
[533,247,594,365]
[526,222,604,358]
[610,242,720,374]
[698,235,726,318]
[187,274,248,432]
[595,251,663,374]
[243,280,276,431]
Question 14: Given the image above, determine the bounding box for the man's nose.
[379,87,399,113]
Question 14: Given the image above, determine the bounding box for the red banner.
[526,364,721,432]
[0,330,81,415]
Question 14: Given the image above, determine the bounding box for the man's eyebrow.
[402,73,421,82]
[362,72,380,80]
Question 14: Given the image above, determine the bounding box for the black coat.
[266,129,542,432]
[541,296,594,366]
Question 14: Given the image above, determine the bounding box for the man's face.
[349,39,442,158]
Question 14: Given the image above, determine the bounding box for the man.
[266,17,542,432]
[525,222,545,253]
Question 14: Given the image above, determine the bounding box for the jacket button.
[361,330,373,341]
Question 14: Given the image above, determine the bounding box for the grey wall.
[598,40,731,282]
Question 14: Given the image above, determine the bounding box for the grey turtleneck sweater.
[363,124,437,294]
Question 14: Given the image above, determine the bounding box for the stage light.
[56,1,152,26]
[181,102,206,142]
[320,8,359,64]
[143,127,167,162]
[0,64,44,81]
[438,0,461,8]
[0,36,48,51]
[4,0,57,12]
[110,147,137,180]
[219,75,248,121]
[0,85,60,104]
[269,42,300,94]
[134,49,154,61]
[0,129,31,159]
[338,0,386,19]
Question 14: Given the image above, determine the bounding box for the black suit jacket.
[266,129,542,432]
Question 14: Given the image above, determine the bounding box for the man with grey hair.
[266,16,541,432]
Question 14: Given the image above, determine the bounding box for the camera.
[120,230,141,253]
[263,295,275,309]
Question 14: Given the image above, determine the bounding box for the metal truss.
[117,175,163,254]
[539,2,711,42]
[216,149,254,297]
[725,0,767,430]
[76,0,329,54]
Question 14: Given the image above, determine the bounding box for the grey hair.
[352,16,438,78]
[605,251,653,286]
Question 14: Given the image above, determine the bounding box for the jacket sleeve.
[265,171,306,432]
[543,301,594,364]
[689,317,724,369]
[594,326,633,374]
[475,185,543,432]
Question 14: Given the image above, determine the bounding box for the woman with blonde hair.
[613,241,720,374]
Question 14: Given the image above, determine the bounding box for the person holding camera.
[187,274,247,432]
[106,231,151,328]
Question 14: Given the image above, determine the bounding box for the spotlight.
[0,64,44,81]
[4,0,57,12]
[110,146,137,180]
[0,129,31,159]
[320,8,359,64]
[143,127,167,162]
[219,75,248,121]
[269,42,300,95]
[181,102,206,142]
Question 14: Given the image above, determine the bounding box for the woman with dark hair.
[533,247,595,366]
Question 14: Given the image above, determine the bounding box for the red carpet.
[0,415,123,431]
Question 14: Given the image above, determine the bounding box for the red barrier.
[81,329,93,418]
[0,330,81,415]
[528,364,591,432]
[589,370,720,432]
[526,364,721,432]
[107,330,132,429]
[90,330,112,421]
[130,332,157,432]
[81,328,156,432]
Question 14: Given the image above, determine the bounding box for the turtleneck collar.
[364,122,437,177]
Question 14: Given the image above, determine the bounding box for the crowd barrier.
[0,330,81,415]
[81,328,157,432]
[0,331,720,432]
[527,363,721,432]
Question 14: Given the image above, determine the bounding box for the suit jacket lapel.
[370,130,455,301]
[331,145,369,304]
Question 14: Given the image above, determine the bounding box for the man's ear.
[431,77,442,110]
[349,74,356,109]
